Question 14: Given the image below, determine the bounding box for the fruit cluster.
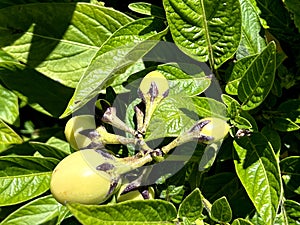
[50,71,230,205]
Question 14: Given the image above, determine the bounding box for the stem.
[115,153,153,175]
[161,132,193,154]
[134,106,144,134]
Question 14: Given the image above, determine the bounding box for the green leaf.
[157,63,211,96]
[146,95,196,140]
[0,195,70,225]
[192,97,228,119]
[0,84,18,125]
[46,137,72,155]
[178,188,203,222]
[0,49,18,63]
[225,55,257,95]
[284,200,300,224]
[0,156,59,206]
[0,62,74,117]
[128,2,166,19]
[256,0,296,41]
[202,173,239,202]
[61,17,167,118]
[67,200,177,225]
[238,42,276,110]
[210,196,232,223]
[0,3,133,88]
[233,132,283,225]
[261,126,281,157]
[283,0,300,32]
[163,0,242,68]
[280,156,300,195]
[29,141,70,160]
[272,117,300,132]
[278,99,300,123]
[232,218,255,225]
[159,185,186,204]
[236,0,266,59]
[0,119,23,145]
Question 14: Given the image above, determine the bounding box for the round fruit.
[64,115,96,150]
[50,149,120,205]
[117,185,155,202]
[200,117,230,143]
[139,71,169,99]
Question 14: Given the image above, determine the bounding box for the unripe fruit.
[138,71,170,134]
[50,149,120,205]
[199,117,230,143]
[139,71,169,100]
[64,115,96,150]
[117,185,155,202]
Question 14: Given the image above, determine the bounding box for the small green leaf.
[238,42,276,110]
[284,200,300,224]
[0,195,70,225]
[236,0,266,59]
[128,2,165,19]
[0,84,18,125]
[0,3,133,87]
[178,188,203,222]
[210,196,232,223]
[67,200,177,225]
[46,137,72,155]
[232,116,253,130]
[0,119,22,145]
[232,218,254,225]
[0,156,59,206]
[163,0,242,68]
[233,132,283,225]
[159,185,186,204]
[62,17,167,118]
[280,156,300,195]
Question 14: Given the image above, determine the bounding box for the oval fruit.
[200,117,230,143]
[64,115,96,150]
[50,149,120,205]
[139,71,169,99]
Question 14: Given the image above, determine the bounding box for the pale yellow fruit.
[139,71,169,98]
[50,149,120,205]
[200,117,230,143]
[64,115,96,150]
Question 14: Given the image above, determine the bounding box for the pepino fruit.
[50,149,121,205]
[64,115,96,150]
[138,71,169,134]
[195,117,230,144]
